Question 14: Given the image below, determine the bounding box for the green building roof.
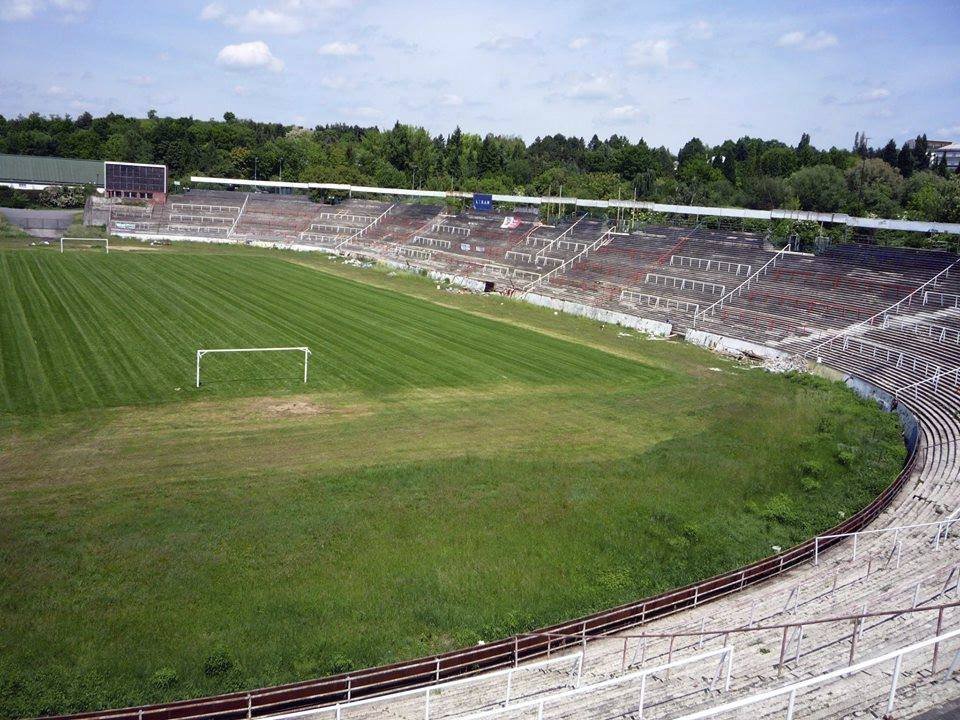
[0,153,104,186]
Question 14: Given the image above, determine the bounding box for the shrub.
[836,444,857,466]
[150,668,178,691]
[759,494,799,523]
[202,651,233,677]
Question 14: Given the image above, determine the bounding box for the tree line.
[0,110,958,225]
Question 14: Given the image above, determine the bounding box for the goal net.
[60,236,109,253]
[195,347,311,387]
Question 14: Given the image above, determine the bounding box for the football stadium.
[1,161,958,720]
[2,3,960,720]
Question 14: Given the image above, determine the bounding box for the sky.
[1,0,958,152]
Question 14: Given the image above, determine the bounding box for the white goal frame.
[195,346,311,387]
[60,236,109,253]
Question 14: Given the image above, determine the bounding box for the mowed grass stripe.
[0,256,43,411]
[28,255,139,407]
[0,251,665,413]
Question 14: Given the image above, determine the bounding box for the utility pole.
[858,134,870,209]
[254,156,258,182]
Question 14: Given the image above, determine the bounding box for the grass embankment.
[0,248,905,718]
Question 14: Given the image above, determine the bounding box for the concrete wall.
[684,328,792,360]
[522,292,672,336]
[844,375,920,454]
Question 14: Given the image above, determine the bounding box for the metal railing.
[270,652,583,720]
[334,204,394,250]
[895,365,960,400]
[448,647,734,720]
[803,259,959,358]
[692,243,792,324]
[521,227,615,293]
[673,625,960,720]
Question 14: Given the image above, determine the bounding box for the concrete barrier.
[685,328,792,360]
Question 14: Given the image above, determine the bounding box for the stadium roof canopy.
[190,175,960,236]
[0,153,105,187]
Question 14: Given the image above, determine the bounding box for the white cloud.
[568,36,590,50]
[687,20,712,40]
[126,75,155,87]
[45,84,68,96]
[856,88,890,102]
[777,30,838,51]
[476,35,529,52]
[233,84,248,96]
[201,1,357,35]
[235,8,303,34]
[216,41,284,73]
[199,2,224,21]
[935,124,960,137]
[561,74,620,101]
[318,41,360,56]
[822,87,890,106]
[1,0,87,21]
[319,76,347,90]
[626,39,674,69]
[603,105,646,123]
[439,93,463,107]
[346,105,380,119]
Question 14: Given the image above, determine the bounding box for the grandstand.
[72,186,960,720]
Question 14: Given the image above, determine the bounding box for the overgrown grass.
[0,247,905,718]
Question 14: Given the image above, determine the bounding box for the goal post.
[195,346,311,387]
[60,236,109,253]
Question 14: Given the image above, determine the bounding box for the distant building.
[0,153,104,190]
[930,142,960,172]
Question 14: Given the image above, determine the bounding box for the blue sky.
[1,0,958,151]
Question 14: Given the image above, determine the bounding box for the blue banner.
[473,193,493,211]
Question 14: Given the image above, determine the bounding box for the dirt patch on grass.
[253,397,371,418]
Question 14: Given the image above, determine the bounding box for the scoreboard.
[104,161,167,200]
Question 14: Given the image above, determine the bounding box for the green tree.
[897,144,915,178]
[759,146,799,177]
[880,139,898,167]
[788,164,847,211]
[912,134,930,172]
[677,137,706,167]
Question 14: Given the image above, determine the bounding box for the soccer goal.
[195,346,311,387]
[60,236,109,253]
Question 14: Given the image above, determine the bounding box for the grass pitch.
[0,246,905,717]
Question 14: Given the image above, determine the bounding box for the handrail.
[530,599,960,643]
[448,647,734,720]
[895,365,960,399]
[803,258,960,358]
[521,227,615,293]
[673,626,960,720]
[533,212,588,258]
[270,652,583,720]
[334,204,394,250]
[227,193,249,237]
[692,243,791,324]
